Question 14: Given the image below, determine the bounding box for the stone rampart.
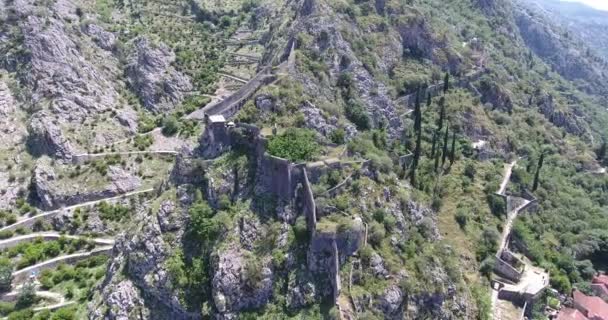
[494,253,524,282]
[194,68,275,120]
[301,168,317,232]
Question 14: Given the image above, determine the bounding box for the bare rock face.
[514,7,607,94]
[28,114,75,159]
[3,0,137,157]
[100,280,149,320]
[212,248,273,315]
[126,38,193,113]
[300,101,357,141]
[396,16,462,73]
[375,285,404,319]
[406,200,440,240]
[90,203,197,320]
[0,81,26,149]
[33,158,141,210]
[82,23,117,51]
[478,77,513,113]
[286,275,318,310]
[116,109,139,134]
[534,92,585,136]
[14,3,120,119]
[289,9,404,139]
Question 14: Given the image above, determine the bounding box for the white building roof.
[208,115,226,123]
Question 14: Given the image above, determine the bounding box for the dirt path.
[498,160,517,196]
[0,232,114,250]
[0,287,74,312]
[218,72,249,84]
[12,246,113,284]
[74,150,178,158]
[0,188,155,233]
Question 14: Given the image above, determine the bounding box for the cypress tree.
[532,153,545,191]
[411,87,422,186]
[597,141,607,162]
[441,125,449,167]
[434,140,441,173]
[437,97,446,132]
[443,72,450,94]
[449,130,457,165]
[431,130,438,158]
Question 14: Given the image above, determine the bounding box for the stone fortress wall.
[195,118,366,304]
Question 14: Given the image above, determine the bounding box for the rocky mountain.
[0,0,607,319]
[524,0,608,60]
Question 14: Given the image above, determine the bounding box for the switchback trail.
[0,188,154,233]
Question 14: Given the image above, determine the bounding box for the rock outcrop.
[33,158,141,210]
[300,101,357,141]
[126,38,193,113]
[82,23,117,51]
[212,247,273,316]
[2,0,137,155]
[0,81,26,149]
[396,16,462,73]
[27,115,75,159]
[534,92,585,136]
[478,77,513,113]
[287,3,404,139]
[91,209,193,320]
[514,6,607,94]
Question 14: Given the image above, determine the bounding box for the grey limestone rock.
[33,158,141,210]
[116,110,139,134]
[535,92,585,136]
[82,23,117,51]
[102,280,148,320]
[370,252,388,277]
[254,94,276,112]
[375,285,404,319]
[212,247,273,314]
[156,200,180,232]
[126,38,193,113]
[28,115,75,159]
[300,101,356,141]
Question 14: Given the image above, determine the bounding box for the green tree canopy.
[267,128,320,162]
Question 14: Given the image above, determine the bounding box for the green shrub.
[134,135,154,151]
[15,282,36,309]
[487,194,506,217]
[0,301,14,316]
[330,128,346,144]
[162,115,180,136]
[39,270,54,290]
[455,209,469,229]
[293,216,309,244]
[0,230,13,239]
[0,258,12,292]
[267,128,320,162]
[50,306,77,320]
[345,100,370,130]
[369,221,385,247]
[7,308,33,320]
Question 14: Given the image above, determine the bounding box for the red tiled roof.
[594,275,608,287]
[557,308,589,320]
[574,290,608,320]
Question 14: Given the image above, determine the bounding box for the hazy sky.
[562,0,608,11]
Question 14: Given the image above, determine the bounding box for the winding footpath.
[491,160,532,319]
[12,246,113,284]
[497,161,516,196]
[0,232,114,250]
[0,188,155,233]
